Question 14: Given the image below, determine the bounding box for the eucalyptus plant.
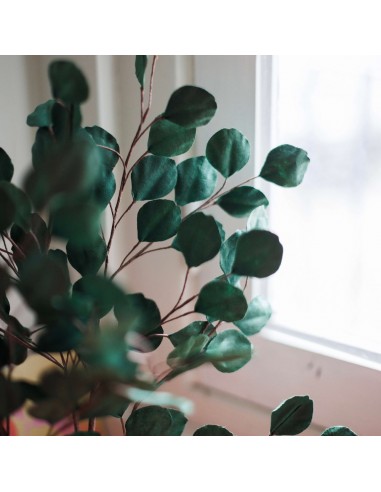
[0,56,355,436]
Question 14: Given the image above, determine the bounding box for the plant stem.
[115,200,135,228]
[96,144,126,167]
[161,310,195,325]
[110,243,152,280]
[189,179,227,215]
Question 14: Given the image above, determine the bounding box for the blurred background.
[1,55,381,435]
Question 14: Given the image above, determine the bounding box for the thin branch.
[110,243,152,280]
[161,311,195,325]
[189,179,227,215]
[96,144,125,167]
[115,200,135,228]
[143,55,158,120]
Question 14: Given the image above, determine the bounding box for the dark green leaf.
[92,169,116,209]
[0,376,26,418]
[169,321,213,346]
[3,316,30,365]
[19,252,71,322]
[49,60,89,104]
[321,426,357,436]
[220,231,243,279]
[67,235,106,276]
[233,296,271,336]
[0,148,14,182]
[114,293,161,335]
[137,199,181,242]
[164,85,217,128]
[270,395,313,436]
[73,275,124,319]
[205,329,253,373]
[167,334,209,369]
[217,186,268,218]
[232,230,283,278]
[36,320,83,352]
[51,102,82,140]
[206,128,250,178]
[125,405,187,436]
[0,187,15,232]
[260,144,310,187]
[176,213,221,268]
[195,280,247,322]
[26,100,55,127]
[131,155,177,200]
[85,125,120,173]
[79,384,130,419]
[135,55,148,88]
[148,119,196,157]
[11,214,50,267]
[0,182,31,231]
[0,293,10,322]
[134,325,164,353]
[193,425,233,436]
[175,156,217,206]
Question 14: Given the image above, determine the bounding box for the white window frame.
[170,55,381,435]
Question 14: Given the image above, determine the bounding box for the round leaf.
[148,119,196,157]
[67,235,107,276]
[164,85,217,128]
[92,169,116,209]
[177,213,221,268]
[0,187,15,232]
[135,55,148,88]
[175,156,217,206]
[169,321,213,347]
[125,405,187,436]
[26,100,55,128]
[167,334,209,369]
[260,144,310,187]
[247,205,269,231]
[85,125,120,173]
[195,280,247,322]
[0,148,14,182]
[114,293,161,335]
[131,155,177,201]
[270,395,313,436]
[205,329,253,373]
[193,425,233,436]
[137,199,181,242]
[206,128,250,178]
[232,230,283,278]
[220,231,243,277]
[217,186,268,218]
[37,321,83,352]
[234,296,272,336]
[321,426,357,436]
[0,182,31,231]
[49,60,89,104]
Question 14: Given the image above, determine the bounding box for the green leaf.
[0,182,31,231]
[260,144,310,187]
[177,212,221,268]
[85,125,120,173]
[0,376,26,418]
[205,329,253,373]
[67,235,106,276]
[232,230,283,278]
[10,214,50,263]
[164,85,217,128]
[193,425,233,436]
[114,293,161,335]
[220,231,243,279]
[131,325,164,353]
[49,60,89,105]
[79,384,130,419]
[26,100,55,127]
[175,156,217,206]
[125,405,187,436]
[247,205,268,231]
[19,252,71,322]
[36,320,83,352]
[169,321,214,346]
[167,334,209,369]
[206,128,250,178]
[135,55,148,88]
[321,426,357,436]
[0,187,15,232]
[270,395,313,436]
[195,280,247,322]
[233,296,271,336]
[148,119,196,157]
[0,148,14,182]
[51,101,82,139]
[131,155,177,201]
[137,199,181,242]
[217,186,268,218]
[73,275,124,319]
[92,168,116,210]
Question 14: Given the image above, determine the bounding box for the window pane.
[269,56,381,354]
